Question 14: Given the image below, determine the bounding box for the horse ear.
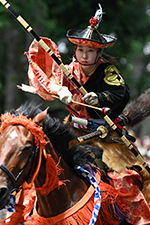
[33,107,49,126]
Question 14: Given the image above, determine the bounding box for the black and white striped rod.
[1,0,150,174]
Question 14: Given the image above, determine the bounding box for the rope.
[76,166,101,225]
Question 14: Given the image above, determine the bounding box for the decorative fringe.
[36,154,65,195]
[20,181,131,225]
[0,113,47,149]
[22,195,97,225]
[5,169,149,225]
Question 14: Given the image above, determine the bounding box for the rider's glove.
[48,82,72,105]
[57,86,72,104]
[82,92,99,105]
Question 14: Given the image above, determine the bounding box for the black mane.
[8,102,75,155]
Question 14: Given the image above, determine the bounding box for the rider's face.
[76,45,101,66]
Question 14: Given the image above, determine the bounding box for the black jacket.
[83,63,130,120]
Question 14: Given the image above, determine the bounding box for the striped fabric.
[76,166,101,225]
[4,195,16,213]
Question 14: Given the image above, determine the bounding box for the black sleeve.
[96,64,130,119]
[97,83,127,109]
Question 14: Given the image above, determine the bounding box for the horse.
[0,103,150,225]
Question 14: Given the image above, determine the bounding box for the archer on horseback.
[22,2,150,185]
[25,3,130,133]
[1,2,150,224]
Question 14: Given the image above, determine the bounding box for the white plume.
[94,3,103,28]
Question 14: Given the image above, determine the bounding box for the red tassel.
[89,17,98,28]
[36,154,64,195]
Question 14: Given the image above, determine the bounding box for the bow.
[1,0,150,174]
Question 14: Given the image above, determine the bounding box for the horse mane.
[8,102,75,156]
[64,144,102,167]
[121,88,150,127]
[63,144,110,182]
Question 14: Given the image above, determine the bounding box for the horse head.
[0,103,90,222]
[0,107,47,210]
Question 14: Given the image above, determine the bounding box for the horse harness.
[0,145,39,194]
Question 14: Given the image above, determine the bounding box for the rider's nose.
[83,52,88,59]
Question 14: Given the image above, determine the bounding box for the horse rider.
[25,3,130,142]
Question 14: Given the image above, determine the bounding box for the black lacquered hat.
[66,4,117,48]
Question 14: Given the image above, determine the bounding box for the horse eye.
[23,146,32,151]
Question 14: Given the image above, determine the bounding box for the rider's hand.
[82,92,99,105]
[57,86,72,104]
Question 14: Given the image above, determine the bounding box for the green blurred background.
[0,0,150,137]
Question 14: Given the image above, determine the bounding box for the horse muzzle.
[0,186,12,210]
[0,164,17,210]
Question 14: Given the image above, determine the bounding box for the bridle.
[0,111,48,191]
[0,145,39,194]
